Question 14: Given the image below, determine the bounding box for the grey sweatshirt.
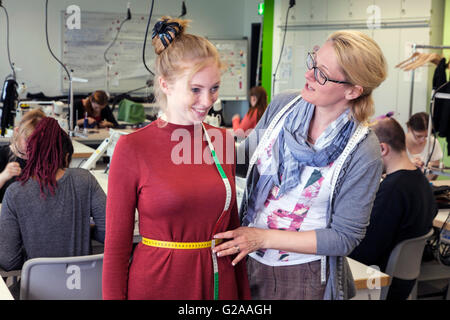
[0,168,106,271]
[238,91,383,300]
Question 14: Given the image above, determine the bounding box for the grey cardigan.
[238,91,382,300]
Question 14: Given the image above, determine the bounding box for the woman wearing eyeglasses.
[405,112,443,180]
[213,31,387,300]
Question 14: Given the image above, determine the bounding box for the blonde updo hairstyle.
[10,108,46,158]
[328,30,387,123]
[151,16,223,113]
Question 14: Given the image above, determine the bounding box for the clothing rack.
[426,85,450,169]
[406,44,450,178]
[408,44,450,119]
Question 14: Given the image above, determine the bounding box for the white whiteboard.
[62,10,160,94]
[208,39,249,100]
[61,12,249,99]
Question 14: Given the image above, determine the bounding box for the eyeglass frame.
[306,52,352,86]
[410,130,428,141]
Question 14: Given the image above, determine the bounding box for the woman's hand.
[99,120,113,128]
[87,117,97,125]
[0,162,21,186]
[232,114,240,122]
[213,227,267,266]
[412,157,424,169]
[77,117,96,126]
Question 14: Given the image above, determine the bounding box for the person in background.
[0,117,106,272]
[405,112,443,180]
[102,16,250,300]
[213,30,387,300]
[231,86,268,138]
[0,109,45,202]
[74,90,118,129]
[349,117,437,300]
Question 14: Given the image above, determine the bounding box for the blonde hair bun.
[151,16,189,55]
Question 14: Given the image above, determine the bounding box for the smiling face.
[162,59,221,125]
[408,128,428,146]
[301,41,356,109]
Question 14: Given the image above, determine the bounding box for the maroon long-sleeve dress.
[102,119,250,300]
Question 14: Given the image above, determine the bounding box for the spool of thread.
[83,112,88,134]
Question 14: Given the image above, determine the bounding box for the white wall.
[0,0,261,98]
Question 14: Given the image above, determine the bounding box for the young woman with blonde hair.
[214,30,388,300]
[103,17,250,300]
[0,109,45,202]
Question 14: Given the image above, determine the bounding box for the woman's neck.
[308,104,349,140]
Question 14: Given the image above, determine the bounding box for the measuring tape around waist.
[141,237,222,249]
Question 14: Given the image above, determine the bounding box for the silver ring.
[235,245,240,253]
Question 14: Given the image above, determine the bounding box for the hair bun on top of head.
[151,17,186,54]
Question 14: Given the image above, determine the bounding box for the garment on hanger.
[432,57,450,155]
[396,52,442,71]
[395,52,421,69]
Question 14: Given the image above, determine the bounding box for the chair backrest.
[20,254,103,300]
[117,99,146,124]
[380,228,434,300]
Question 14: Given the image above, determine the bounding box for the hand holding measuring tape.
[213,227,268,266]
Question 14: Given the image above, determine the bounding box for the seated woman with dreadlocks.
[0,117,106,271]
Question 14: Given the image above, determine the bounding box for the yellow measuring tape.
[141,237,222,249]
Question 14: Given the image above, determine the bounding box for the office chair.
[20,254,103,300]
[380,228,434,300]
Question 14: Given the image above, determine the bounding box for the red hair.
[18,117,74,197]
[247,86,268,122]
[85,90,109,116]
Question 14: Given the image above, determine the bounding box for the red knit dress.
[102,119,250,300]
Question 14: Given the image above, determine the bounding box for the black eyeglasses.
[306,52,352,86]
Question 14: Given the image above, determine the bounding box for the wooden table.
[74,128,135,147]
[432,180,450,230]
[348,257,390,300]
[0,274,13,300]
[0,136,94,162]
[73,129,111,146]
[68,140,95,169]
[432,179,450,187]
[434,209,450,231]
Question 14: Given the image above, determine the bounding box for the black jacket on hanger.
[432,57,450,154]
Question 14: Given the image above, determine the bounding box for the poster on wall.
[62,10,160,94]
[208,39,249,100]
